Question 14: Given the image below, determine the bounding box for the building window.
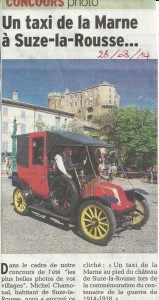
[21,110,26,118]
[87,107,93,113]
[20,124,26,134]
[70,95,73,99]
[3,107,8,115]
[75,102,78,106]
[2,141,8,152]
[38,113,42,121]
[65,118,67,124]
[55,116,60,128]
[2,122,8,134]
[70,101,73,107]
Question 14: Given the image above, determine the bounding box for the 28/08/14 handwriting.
[97,49,150,59]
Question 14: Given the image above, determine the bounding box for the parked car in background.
[116,166,142,178]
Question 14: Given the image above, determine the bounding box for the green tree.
[36,121,55,131]
[36,120,87,135]
[92,106,157,170]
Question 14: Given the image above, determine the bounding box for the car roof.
[46,131,114,153]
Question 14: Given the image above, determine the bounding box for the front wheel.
[130,199,150,229]
[78,200,117,246]
[13,188,28,215]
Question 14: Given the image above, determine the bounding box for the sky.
[2,59,157,111]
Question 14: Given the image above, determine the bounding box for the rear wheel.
[50,175,79,216]
[78,200,117,245]
[13,188,28,215]
[130,199,150,228]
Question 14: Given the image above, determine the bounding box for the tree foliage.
[92,106,157,170]
[36,120,90,135]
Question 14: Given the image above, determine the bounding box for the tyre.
[13,188,28,215]
[50,175,79,216]
[78,200,117,246]
[130,199,150,228]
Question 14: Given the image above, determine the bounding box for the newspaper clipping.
[1,0,158,299]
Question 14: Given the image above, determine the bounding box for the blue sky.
[2,59,157,110]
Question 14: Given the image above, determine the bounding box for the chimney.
[12,90,19,101]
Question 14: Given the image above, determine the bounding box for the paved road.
[1,176,158,254]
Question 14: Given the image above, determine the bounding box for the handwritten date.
[97,49,150,59]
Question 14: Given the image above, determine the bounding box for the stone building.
[48,81,120,120]
[2,91,74,152]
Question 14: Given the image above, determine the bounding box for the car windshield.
[49,145,104,177]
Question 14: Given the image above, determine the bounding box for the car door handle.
[40,176,45,183]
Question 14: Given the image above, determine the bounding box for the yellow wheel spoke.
[89,227,94,234]
[97,210,102,219]
[94,207,98,218]
[94,227,98,237]
[85,223,92,228]
[88,208,94,218]
[100,216,107,221]
[100,220,109,226]
[84,211,92,219]
[99,225,108,233]
[83,218,91,222]
[97,226,103,237]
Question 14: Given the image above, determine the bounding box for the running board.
[28,204,73,223]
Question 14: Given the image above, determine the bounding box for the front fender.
[125,189,147,202]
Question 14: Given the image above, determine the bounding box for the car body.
[116,166,142,178]
[11,131,149,246]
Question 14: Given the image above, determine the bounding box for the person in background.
[111,163,117,179]
[108,164,113,181]
[91,147,102,175]
[6,154,12,175]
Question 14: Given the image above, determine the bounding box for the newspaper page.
[1,0,158,299]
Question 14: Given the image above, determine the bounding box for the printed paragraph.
[82,261,158,299]
[1,262,76,300]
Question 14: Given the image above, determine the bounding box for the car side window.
[32,138,44,165]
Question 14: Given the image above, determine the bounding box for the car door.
[28,134,49,199]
